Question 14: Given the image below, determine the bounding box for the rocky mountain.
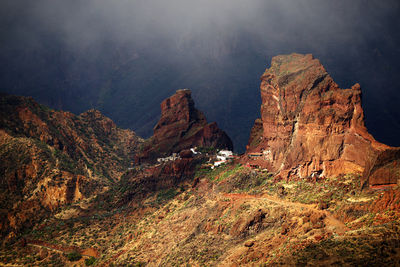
[246,53,400,186]
[0,93,142,240]
[2,1,400,153]
[135,89,233,163]
[0,56,399,266]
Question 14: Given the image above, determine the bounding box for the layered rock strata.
[136,89,233,163]
[246,53,399,183]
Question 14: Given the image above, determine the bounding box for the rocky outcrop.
[136,89,233,163]
[362,148,400,188]
[0,93,143,240]
[247,118,263,150]
[0,94,142,181]
[246,53,398,182]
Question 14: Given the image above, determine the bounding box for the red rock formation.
[0,94,142,181]
[247,118,263,150]
[0,94,143,240]
[362,148,400,188]
[246,53,399,182]
[136,89,233,163]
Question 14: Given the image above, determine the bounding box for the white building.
[212,150,234,169]
[216,150,233,161]
[212,160,226,169]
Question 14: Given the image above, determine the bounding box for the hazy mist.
[1,0,400,151]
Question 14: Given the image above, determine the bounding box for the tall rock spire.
[246,53,399,185]
[136,89,233,163]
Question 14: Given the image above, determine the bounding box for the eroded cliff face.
[247,54,399,182]
[0,94,143,240]
[136,89,233,163]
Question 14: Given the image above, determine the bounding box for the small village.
[140,146,276,176]
[154,147,236,169]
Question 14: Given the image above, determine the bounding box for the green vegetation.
[0,138,33,164]
[285,223,400,266]
[196,146,217,154]
[85,256,96,266]
[156,188,178,205]
[194,163,239,182]
[193,164,214,179]
[196,163,272,194]
[215,164,244,182]
[220,167,271,193]
[66,251,82,261]
[52,147,81,174]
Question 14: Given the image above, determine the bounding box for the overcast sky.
[1,0,400,149]
[2,0,398,55]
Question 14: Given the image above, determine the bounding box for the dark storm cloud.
[3,0,398,67]
[7,0,394,53]
[1,0,399,150]
[13,1,395,72]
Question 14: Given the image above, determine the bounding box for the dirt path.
[26,239,99,258]
[28,243,66,254]
[222,192,348,233]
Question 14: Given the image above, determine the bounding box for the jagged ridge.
[0,93,143,239]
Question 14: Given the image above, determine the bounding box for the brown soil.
[223,192,348,234]
[27,239,99,258]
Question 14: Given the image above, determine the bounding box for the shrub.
[85,256,96,266]
[66,251,82,261]
[156,188,178,204]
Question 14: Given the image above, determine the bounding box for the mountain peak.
[246,53,399,186]
[136,89,233,163]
